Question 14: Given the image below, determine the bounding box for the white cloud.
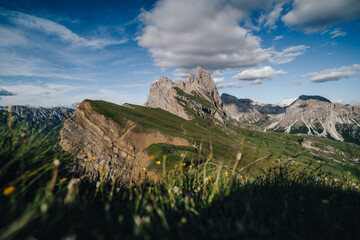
[136,0,270,70]
[281,97,297,106]
[293,80,302,85]
[233,66,287,81]
[330,99,343,103]
[247,79,263,85]
[213,77,225,84]
[274,35,284,41]
[269,45,309,64]
[303,64,360,82]
[216,82,243,89]
[329,28,347,38]
[263,3,285,29]
[282,0,360,32]
[0,8,126,49]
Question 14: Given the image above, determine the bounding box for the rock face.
[266,97,360,143]
[60,101,190,184]
[145,66,226,123]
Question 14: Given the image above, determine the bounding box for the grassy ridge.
[1,125,360,239]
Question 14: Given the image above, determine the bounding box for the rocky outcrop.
[60,101,190,184]
[145,66,226,123]
[145,77,191,120]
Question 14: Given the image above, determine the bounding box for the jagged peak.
[297,95,331,103]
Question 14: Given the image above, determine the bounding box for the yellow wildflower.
[208,176,211,180]
[3,186,15,196]
[141,167,146,172]
[189,165,193,169]
[153,175,159,180]
[180,154,184,158]
[150,155,155,160]
[162,155,167,160]
[240,175,244,179]
[224,171,228,177]
[181,162,186,167]
[156,161,161,165]
[2,112,6,115]
[175,164,179,168]
[59,177,68,183]
[209,153,213,158]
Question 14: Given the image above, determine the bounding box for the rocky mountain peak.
[185,66,222,107]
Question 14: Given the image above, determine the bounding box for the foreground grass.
[1,127,360,239]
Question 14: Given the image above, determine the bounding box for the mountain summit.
[145,66,226,123]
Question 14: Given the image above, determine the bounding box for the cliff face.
[60,101,190,184]
[266,97,360,143]
[145,66,226,123]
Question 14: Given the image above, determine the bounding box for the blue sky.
[0,0,359,107]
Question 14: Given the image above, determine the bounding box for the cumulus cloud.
[136,0,270,70]
[233,66,287,81]
[329,28,347,38]
[303,64,360,82]
[282,0,360,32]
[0,88,17,96]
[216,82,243,89]
[0,8,126,49]
[269,45,309,64]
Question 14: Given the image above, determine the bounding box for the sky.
[0,0,359,107]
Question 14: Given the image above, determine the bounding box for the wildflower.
[322,199,330,205]
[189,165,193,169]
[40,203,48,213]
[181,154,184,158]
[153,175,159,180]
[59,177,67,183]
[175,164,179,168]
[181,162,186,167]
[3,186,15,196]
[162,155,167,160]
[173,186,179,194]
[208,176,211,180]
[99,167,106,175]
[134,188,137,192]
[240,175,244,179]
[224,171,228,177]
[53,159,60,167]
[209,153,213,158]
[2,112,6,115]
[96,181,100,188]
[150,155,156,160]
[141,167,146,172]
[156,161,161,165]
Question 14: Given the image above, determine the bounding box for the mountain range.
[1,66,359,183]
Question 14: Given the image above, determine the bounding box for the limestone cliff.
[145,66,226,123]
[60,100,190,184]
